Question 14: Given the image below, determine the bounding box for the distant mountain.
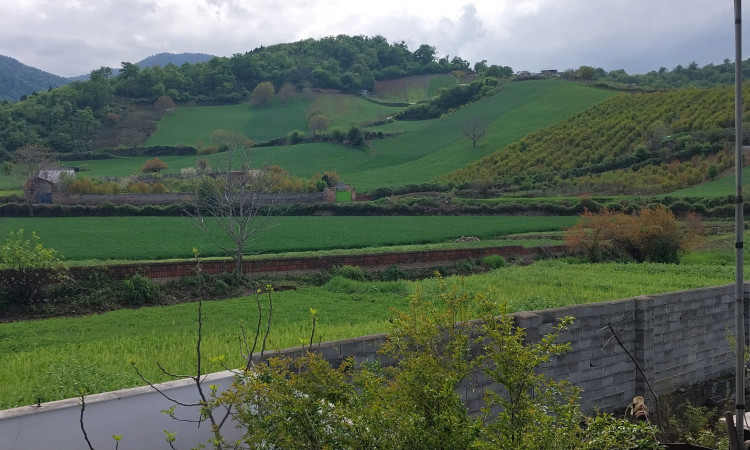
[67,52,217,81]
[1,52,217,98]
[0,55,69,102]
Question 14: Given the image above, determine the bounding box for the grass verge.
[0,259,735,410]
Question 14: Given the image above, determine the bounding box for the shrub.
[120,274,160,305]
[330,264,368,281]
[213,277,661,449]
[380,264,407,281]
[150,182,168,194]
[54,268,119,308]
[0,229,67,306]
[141,157,168,173]
[482,254,506,268]
[286,130,305,144]
[198,146,219,156]
[565,205,699,264]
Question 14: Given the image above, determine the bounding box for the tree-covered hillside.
[444,86,747,195]
[0,55,68,102]
[0,35,508,158]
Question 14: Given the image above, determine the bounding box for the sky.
[0,0,747,78]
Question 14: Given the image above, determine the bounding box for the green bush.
[0,229,67,306]
[482,254,506,268]
[330,264,368,281]
[323,276,362,295]
[379,264,407,281]
[55,268,119,308]
[120,274,160,306]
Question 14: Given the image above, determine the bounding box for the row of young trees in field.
[445,85,747,195]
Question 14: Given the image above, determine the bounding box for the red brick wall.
[70,246,566,281]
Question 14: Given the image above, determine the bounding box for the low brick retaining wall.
[72,245,566,281]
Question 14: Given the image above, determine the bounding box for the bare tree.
[462,117,487,148]
[14,144,59,216]
[278,82,296,106]
[187,131,276,279]
[154,95,176,115]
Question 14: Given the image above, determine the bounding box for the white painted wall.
[0,370,242,450]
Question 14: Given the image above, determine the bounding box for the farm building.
[28,167,75,203]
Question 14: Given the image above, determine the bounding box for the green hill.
[250,80,617,191]
[147,92,401,146]
[45,79,616,193]
[445,85,745,196]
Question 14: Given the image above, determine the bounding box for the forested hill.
[0,55,68,102]
[136,52,214,69]
[0,35,510,157]
[443,86,746,196]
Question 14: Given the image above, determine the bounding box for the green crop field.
[0,215,576,262]
[0,259,734,409]
[147,93,400,147]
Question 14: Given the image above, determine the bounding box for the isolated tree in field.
[141,157,168,173]
[308,113,329,135]
[302,86,315,105]
[463,117,487,148]
[188,131,275,279]
[577,65,596,81]
[278,82,295,106]
[250,81,275,106]
[1,161,13,176]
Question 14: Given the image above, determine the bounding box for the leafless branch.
[79,394,95,450]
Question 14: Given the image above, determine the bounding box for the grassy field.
[147,93,401,147]
[0,259,735,410]
[0,216,577,262]
[250,80,618,192]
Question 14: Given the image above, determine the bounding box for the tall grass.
[0,259,735,409]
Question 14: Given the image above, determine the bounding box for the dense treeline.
[395,78,499,120]
[563,59,750,90]
[0,193,738,218]
[444,85,749,195]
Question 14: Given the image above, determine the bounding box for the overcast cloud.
[0,0,746,78]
